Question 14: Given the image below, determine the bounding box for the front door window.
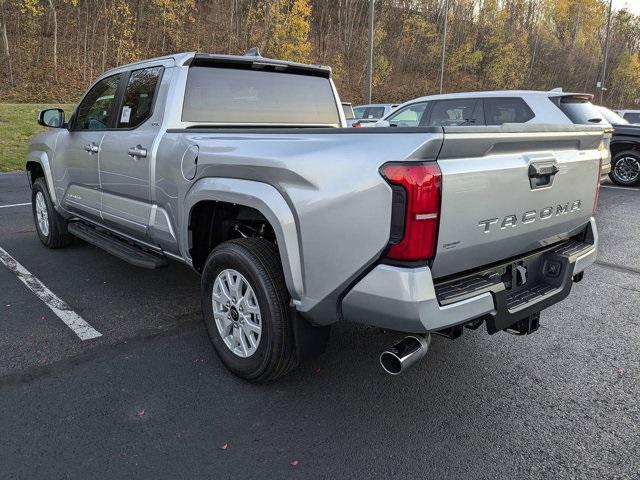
[73,74,122,130]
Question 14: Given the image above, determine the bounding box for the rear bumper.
[341,217,597,334]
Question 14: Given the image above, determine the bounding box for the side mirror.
[38,108,65,128]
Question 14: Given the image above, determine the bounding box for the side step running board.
[68,222,167,269]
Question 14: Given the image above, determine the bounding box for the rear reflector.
[593,157,602,216]
[352,121,361,128]
[381,163,442,261]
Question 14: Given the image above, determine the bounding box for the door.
[98,66,163,240]
[53,73,122,222]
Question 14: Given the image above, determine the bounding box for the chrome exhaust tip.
[379,334,431,375]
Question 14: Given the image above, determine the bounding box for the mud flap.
[290,305,331,363]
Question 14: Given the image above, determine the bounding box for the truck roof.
[102,50,332,78]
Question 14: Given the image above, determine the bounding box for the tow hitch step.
[68,222,167,269]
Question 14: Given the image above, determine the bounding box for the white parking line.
[601,185,638,191]
[0,247,102,340]
[0,202,30,209]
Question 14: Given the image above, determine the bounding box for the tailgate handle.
[529,163,559,178]
[528,161,559,189]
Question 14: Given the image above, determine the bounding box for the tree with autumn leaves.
[1,0,639,109]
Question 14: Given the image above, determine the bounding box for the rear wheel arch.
[184,179,304,302]
[189,201,276,271]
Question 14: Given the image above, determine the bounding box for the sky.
[612,0,640,15]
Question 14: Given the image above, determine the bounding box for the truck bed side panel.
[156,129,444,324]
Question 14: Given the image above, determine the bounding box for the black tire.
[31,178,73,249]
[201,238,297,382]
[609,150,640,186]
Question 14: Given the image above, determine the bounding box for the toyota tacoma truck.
[27,51,604,380]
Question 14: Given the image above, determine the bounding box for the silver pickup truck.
[28,51,604,380]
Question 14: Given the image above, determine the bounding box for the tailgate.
[431,124,603,278]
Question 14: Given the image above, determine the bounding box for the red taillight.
[352,121,361,128]
[381,163,442,261]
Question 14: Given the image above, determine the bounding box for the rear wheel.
[609,150,640,186]
[200,238,297,382]
[31,178,73,248]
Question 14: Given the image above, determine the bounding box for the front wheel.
[200,238,297,382]
[609,150,640,186]
[31,178,73,248]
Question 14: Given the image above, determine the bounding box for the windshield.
[354,106,386,120]
[597,106,629,125]
[353,107,366,119]
[183,66,340,126]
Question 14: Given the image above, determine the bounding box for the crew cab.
[27,51,604,380]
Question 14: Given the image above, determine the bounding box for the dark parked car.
[598,106,640,186]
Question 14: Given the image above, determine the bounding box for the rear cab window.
[182,64,340,126]
[551,95,604,125]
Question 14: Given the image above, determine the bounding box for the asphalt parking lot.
[0,171,639,479]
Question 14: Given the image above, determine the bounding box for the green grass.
[0,103,75,172]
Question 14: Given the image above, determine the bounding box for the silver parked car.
[369,90,611,176]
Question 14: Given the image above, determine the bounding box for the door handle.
[84,143,99,154]
[127,145,148,159]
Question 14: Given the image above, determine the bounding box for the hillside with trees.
[0,0,639,108]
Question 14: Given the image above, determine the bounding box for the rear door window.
[427,99,479,126]
[117,66,163,128]
[183,66,340,126]
[552,96,604,124]
[483,97,535,125]
[386,102,427,127]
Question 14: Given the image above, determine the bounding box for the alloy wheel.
[212,268,262,358]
